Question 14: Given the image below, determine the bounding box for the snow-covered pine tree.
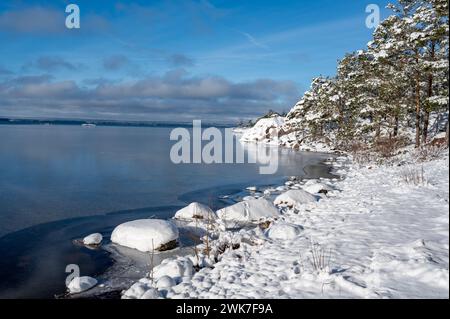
[278,0,448,152]
[284,76,336,144]
[367,15,411,140]
[416,0,449,143]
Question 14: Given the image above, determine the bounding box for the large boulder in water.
[111,219,179,252]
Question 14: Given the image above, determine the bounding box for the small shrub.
[148,239,155,284]
[400,165,428,186]
[352,150,377,166]
[414,144,446,162]
[309,241,332,273]
[373,136,409,158]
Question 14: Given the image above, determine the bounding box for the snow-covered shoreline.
[66,115,448,299]
[93,144,448,299]
[235,115,338,153]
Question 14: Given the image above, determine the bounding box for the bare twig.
[148,239,155,284]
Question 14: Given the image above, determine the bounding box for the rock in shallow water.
[111,219,179,252]
[68,276,98,294]
[82,233,103,246]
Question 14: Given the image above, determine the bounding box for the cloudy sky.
[0,0,390,123]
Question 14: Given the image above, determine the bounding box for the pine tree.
[279,0,448,152]
[418,0,449,143]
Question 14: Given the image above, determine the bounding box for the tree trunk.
[375,115,381,140]
[415,78,421,148]
[414,52,421,148]
[337,98,345,141]
[422,42,435,145]
[394,114,399,137]
[422,99,430,144]
[446,120,449,147]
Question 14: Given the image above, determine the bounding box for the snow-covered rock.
[111,219,179,252]
[140,288,160,299]
[267,222,303,240]
[274,190,317,207]
[156,276,176,290]
[216,198,280,225]
[153,257,194,284]
[82,233,103,246]
[240,116,285,143]
[122,278,161,299]
[67,276,97,294]
[301,181,333,194]
[122,282,148,299]
[174,202,216,220]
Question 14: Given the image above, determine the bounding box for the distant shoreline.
[0,117,234,129]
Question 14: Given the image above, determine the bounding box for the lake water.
[0,124,333,298]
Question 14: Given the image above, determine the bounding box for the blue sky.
[0,0,392,122]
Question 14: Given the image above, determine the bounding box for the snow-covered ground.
[117,149,449,299]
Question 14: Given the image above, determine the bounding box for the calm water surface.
[0,124,333,298]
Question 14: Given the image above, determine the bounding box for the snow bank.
[83,233,102,246]
[240,116,285,143]
[111,219,179,252]
[67,276,97,294]
[274,189,317,207]
[267,222,303,240]
[216,198,280,225]
[174,202,216,220]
